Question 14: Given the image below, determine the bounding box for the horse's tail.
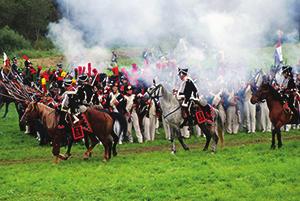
[213,107,225,148]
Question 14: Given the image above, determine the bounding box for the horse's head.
[20,101,39,124]
[250,82,270,104]
[147,81,162,99]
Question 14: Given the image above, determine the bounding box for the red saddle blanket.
[195,105,215,124]
[71,113,93,141]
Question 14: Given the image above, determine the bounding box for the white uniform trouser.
[127,110,143,143]
[143,114,156,141]
[162,118,171,140]
[244,99,256,133]
[259,102,272,132]
[226,105,239,134]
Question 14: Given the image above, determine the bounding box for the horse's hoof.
[58,154,67,160]
[203,148,208,151]
[184,147,190,151]
[270,145,276,150]
[171,151,176,154]
[83,153,90,160]
[53,156,64,164]
[278,144,283,149]
[113,152,118,157]
[64,153,72,160]
[102,158,109,162]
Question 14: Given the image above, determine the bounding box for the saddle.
[195,105,215,124]
[180,101,215,127]
[68,112,93,141]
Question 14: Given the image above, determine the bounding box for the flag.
[274,38,283,66]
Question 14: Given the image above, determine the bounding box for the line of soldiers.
[1,53,300,145]
[1,55,164,143]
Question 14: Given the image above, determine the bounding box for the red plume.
[22,55,29,61]
[92,68,98,75]
[82,66,86,74]
[87,63,92,77]
[112,66,119,76]
[78,66,82,75]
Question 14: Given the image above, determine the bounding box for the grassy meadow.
[0,104,300,201]
[1,43,300,200]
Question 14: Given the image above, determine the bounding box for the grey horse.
[148,83,224,153]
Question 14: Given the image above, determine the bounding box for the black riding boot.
[57,111,66,129]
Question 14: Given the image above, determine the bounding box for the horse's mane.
[266,83,282,101]
[36,102,57,129]
[37,102,55,113]
[160,85,177,104]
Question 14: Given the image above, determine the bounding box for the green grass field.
[0,106,300,201]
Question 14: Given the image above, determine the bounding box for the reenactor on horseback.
[57,79,79,129]
[280,65,298,115]
[175,68,211,128]
[11,57,22,78]
[77,74,97,106]
[1,53,11,80]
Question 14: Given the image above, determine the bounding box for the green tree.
[0,0,59,41]
[0,26,31,52]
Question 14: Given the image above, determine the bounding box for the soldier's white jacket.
[124,94,136,113]
[109,92,125,112]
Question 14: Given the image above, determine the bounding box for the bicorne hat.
[178,68,188,76]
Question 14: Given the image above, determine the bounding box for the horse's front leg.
[64,135,73,159]
[83,133,98,160]
[177,130,189,151]
[52,130,66,163]
[170,128,176,154]
[271,129,276,149]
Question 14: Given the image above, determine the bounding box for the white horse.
[148,83,224,153]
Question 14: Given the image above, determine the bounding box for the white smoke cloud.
[48,0,298,92]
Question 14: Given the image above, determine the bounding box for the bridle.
[252,84,269,103]
[148,84,163,99]
[148,84,181,119]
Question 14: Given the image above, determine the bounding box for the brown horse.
[20,102,116,162]
[250,82,299,149]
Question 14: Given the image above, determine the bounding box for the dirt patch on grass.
[0,135,299,166]
[30,56,64,68]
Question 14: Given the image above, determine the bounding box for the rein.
[163,105,181,119]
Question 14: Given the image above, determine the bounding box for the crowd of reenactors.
[0,51,299,145]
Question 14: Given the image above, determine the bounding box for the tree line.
[0,0,60,52]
